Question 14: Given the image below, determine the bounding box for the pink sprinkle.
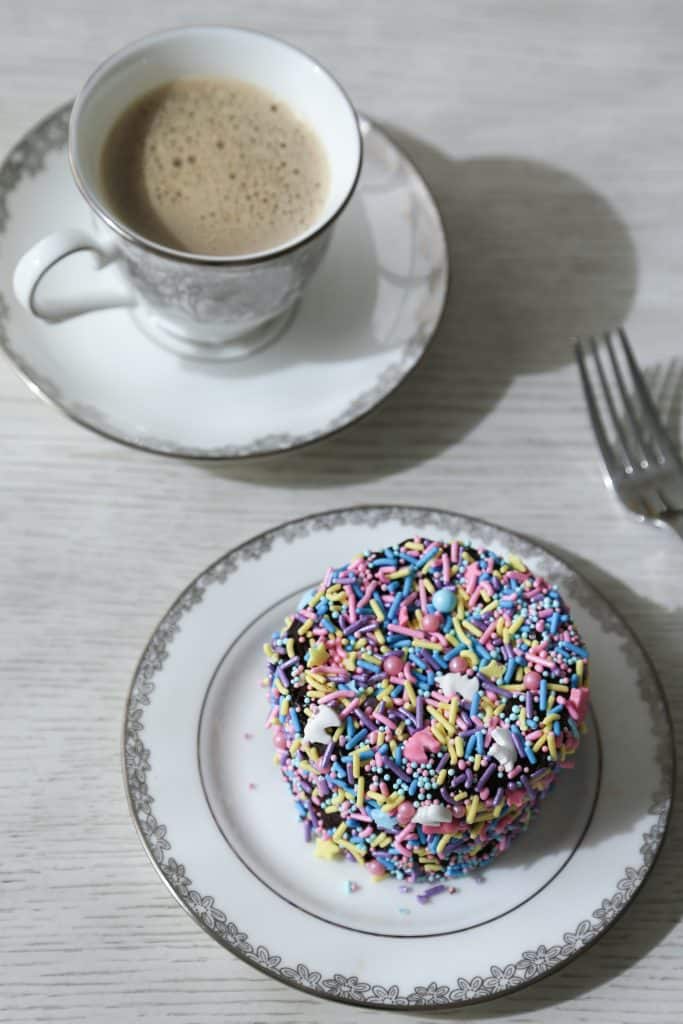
[344,585,357,622]
[248,783,257,790]
[418,579,428,612]
[450,541,460,563]
[319,690,355,704]
[359,826,374,839]
[442,552,450,580]
[387,624,425,639]
[526,729,543,741]
[340,698,360,719]
[479,622,497,645]
[356,582,377,609]
[380,782,390,796]
[468,585,481,608]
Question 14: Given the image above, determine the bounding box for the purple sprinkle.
[397,708,417,727]
[480,679,511,699]
[436,752,449,772]
[440,787,455,805]
[357,622,380,635]
[384,759,411,784]
[417,894,430,905]
[346,762,355,784]
[425,884,446,898]
[476,762,497,792]
[304,820,312,841]
[343,620,369,636]
[451,772,467,786]
[520,775,534,797]
[465,769,474,789]
[416,695,424,729]
[321,742,335,770]
[509,729,526,758]
[280,657,298,670]
[318,777,329,797]
[351,711,373,734]
[399,884,412,893]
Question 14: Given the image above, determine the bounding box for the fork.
[575,327,683,538]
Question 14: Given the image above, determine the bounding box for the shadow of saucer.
[204,130,637,485]
[411,550,680,1020]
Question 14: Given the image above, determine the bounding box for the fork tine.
[575,339,620,475]
[589,335,638,469]
[617,328,681,463]
[603,331,654,466]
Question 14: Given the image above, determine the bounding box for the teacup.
[13,26,362,357]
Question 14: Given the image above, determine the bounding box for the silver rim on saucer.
[122,505,674,1010]
[0,105,449,460]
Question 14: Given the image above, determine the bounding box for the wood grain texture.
[1,2,682,1022]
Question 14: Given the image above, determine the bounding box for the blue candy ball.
[433,587,456,613]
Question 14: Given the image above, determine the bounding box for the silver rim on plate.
[0,105,449,460]
[122,505,675,1009]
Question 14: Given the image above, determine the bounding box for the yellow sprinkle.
[448,698,458,725]
[367,790,385,804]
[437,769,448,787]
[448,740,458,764]
[273,678,287,696]
[333,822,348,841]
[403,680,417,708]
[374,630,386,645]
[482,599,499,614]
[285,638,295,659]
[423,576,435,593]
[509,615,525,635]
[388,566,412,579]
[455,736,465,758]
[370,598,385,622]
[462,620,483,638]
[473,753,482,772]
[370,831,387,848]
[352,750,361,779]
[336,839,365,863]
[264,642,276,662]
[533,734,547,753]
[297,618,314,636]
[482,661,505,680]
[427,705,454,736]
[356,776,365,808]
[548,683,569,693]
[466,795,480,824]
[445,632,459,648]
[343,653,356,671]
[452,620,470,646]
[515,666,524,681]
[542,714,561,727]
[290,737,301,755]
[474,810,495,823]
[507,554,527,572]
[437,833,451,856]
[281,696,290,716]
[502,628,511,645]
[333,726,344,743]
[493,801,504,818]
[431,722,448,746]
[314,838,340,860]
[385,792,405,810]
[395,722,406,741]
[577,660,584,680]
[379,833,393,848]
[518,706,527,731]
[414,639,443,651]
[306,670,326,685]
[547,733,558,760]
[404,540,424,551]
[361,652,381,666]
[496,617,505,637]
[389,739,398,758]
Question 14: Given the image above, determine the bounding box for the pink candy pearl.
[382,654,403,676]
[523,670,541,691]
[367,860,386,877]
[452,802,466,818]
[449,655,469,674]
[273,728,288,750]
[396,801,415,825]
[422,612,443,632]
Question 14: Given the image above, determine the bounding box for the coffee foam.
[100,77,330,256]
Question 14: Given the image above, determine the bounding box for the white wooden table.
[1,2,682,1021]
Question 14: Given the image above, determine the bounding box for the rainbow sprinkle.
[264,537,590,883]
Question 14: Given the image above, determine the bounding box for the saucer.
[0,106,448,459]
[123,506,673,1009]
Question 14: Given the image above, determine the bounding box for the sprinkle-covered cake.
[264,538,590,882]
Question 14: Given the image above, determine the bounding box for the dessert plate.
[0,108,447,458]
[123,506,673,1009]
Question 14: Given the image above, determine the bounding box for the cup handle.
[13,229,134,324]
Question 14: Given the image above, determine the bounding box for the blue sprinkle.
[290,707,301,733]
[346,716,354,739]
[563,642,588,658]
[504,659,516,683]
[388,592,403,622]
[409,778,419,796]
[465,734,477,758]
[549,612,560,635]
[476,731,484,755]
[358,659,380,673]
[553,719,562,736]
[346,728,369,750]
[470,691,481,717]
[402,574,415,596]
[539,678,548,711]
[524,743,537,764]
[568,718,580,739]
